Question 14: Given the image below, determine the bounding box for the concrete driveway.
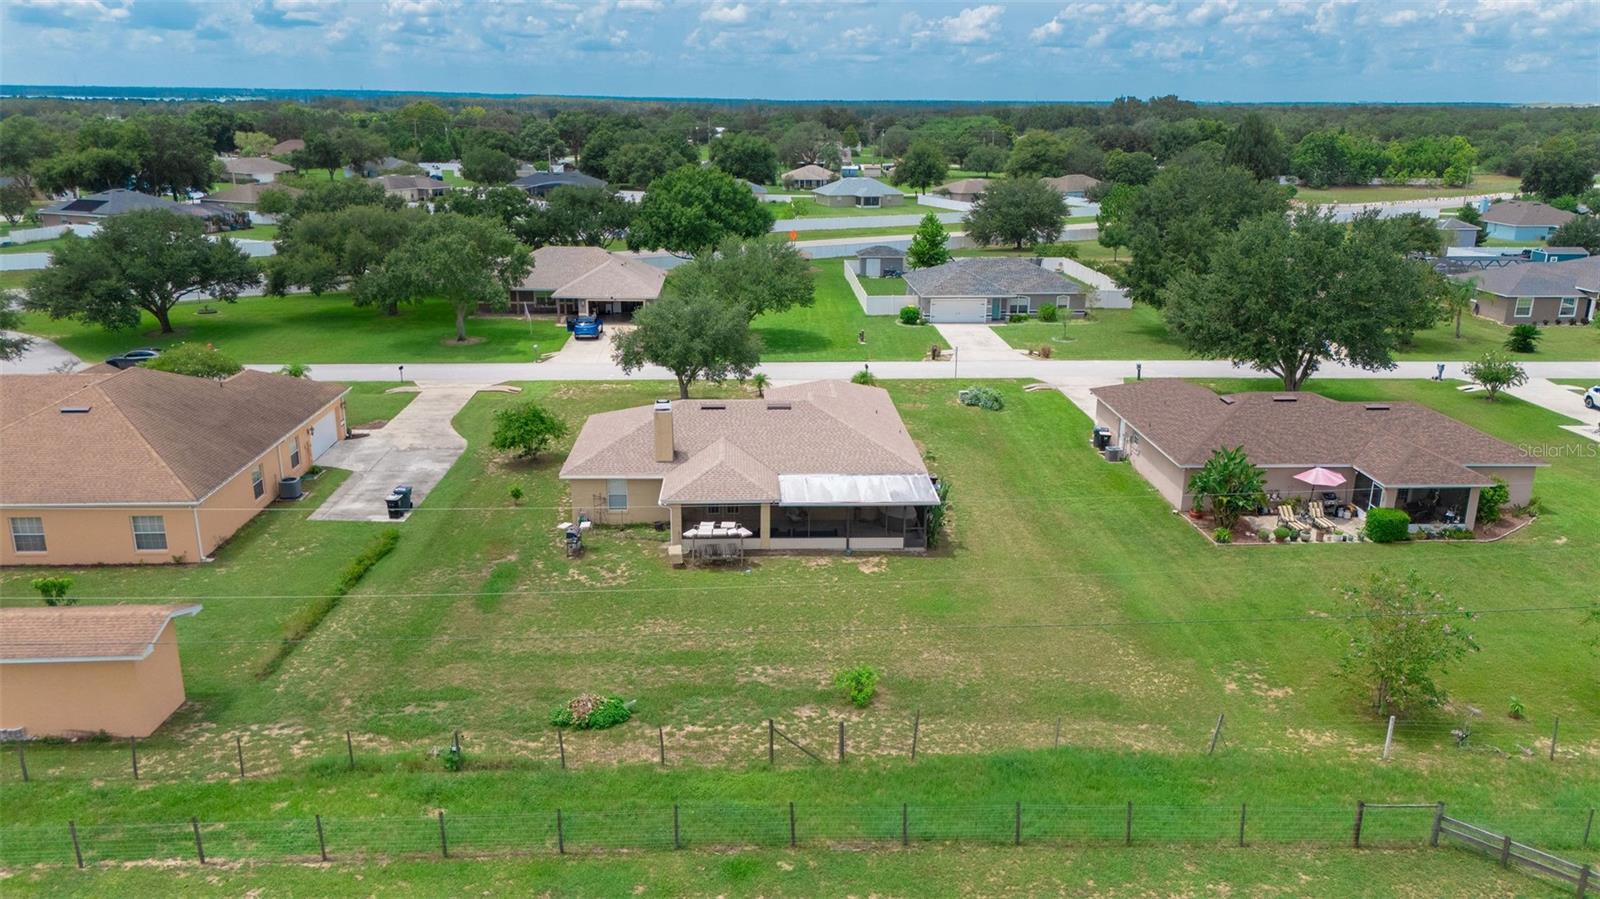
[551,326,626,364]
[1506,378,1600,444]
[933,323,1024,362]
[310,383,513,522]
[0,333,86,374]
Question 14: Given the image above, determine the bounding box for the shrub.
[1462,351,1527,401]
[491,401,569,458]
[925,478,951,549]
[850,368,877,385]
[1031,242,1081,259]
[1508,696,1525,720]
[1007,312,1028,324]
[550,694,633,730]
[31,576,74,606]
[1038,303,1058,322]
[508,485,525,504]
[1256,527,1272,543]
[1364,508,1412,543]
[259,529,400,680]
[1036,344,1053,359]
[277,362,312,379]
[1272,526,1291,542]
[1212,527,1232,544]
[835,665,880,708]
[441,742,465,771]
[142,343,242,380]
[1504,323,1542,353]
[959,385,1004,410]
[898,305,921,325]
[1477,477,1510,524]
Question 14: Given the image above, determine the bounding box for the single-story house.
[507,245,666,317]
[1044,174,1101,198]
[0,604,201,738]
[560,381,940,556]
[1531,246,1589,263]
[1456,256,1599,325]
[1,367,349,567]
[358,156,416,177]
[511,170,607,199]
[36,189,249,231]
[204,182,304,209]
[1436,217,1480,248]
[812,175,905,209]
[781,165,837,190]
[269,138,305,156]
[369,174,449,202]
[852,244,906,278]
[1091,379,1542,531]
[935,178,990,203]
[903,257,1087,322]
[1481,200,1575,242]
[219,156,295,184]
[861,163,889,178]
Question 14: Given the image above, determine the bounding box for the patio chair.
[1277,504,1311,536]
[1309,511,1336,531]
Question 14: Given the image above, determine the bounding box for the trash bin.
[385,484,414,519]
[1092,427,1111,450]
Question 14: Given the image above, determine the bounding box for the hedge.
[1364,508,1411,543]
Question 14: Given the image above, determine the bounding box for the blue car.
[568,315,604,340]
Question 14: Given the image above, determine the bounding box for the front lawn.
[779,197,947,219]
[1396,315,1598,361]
[0,235,69,255]
[1291,173,1520,205]
[993,306,1183,358]
[14,293,571,364]
[752,262,945,361]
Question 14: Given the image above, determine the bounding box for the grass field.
[858,275,911,296]
[752,262,944,361]
[0,235,68,255]
[1292,173,1520,205]
[341,381,418,427]
[13,293,570,364]
[781,197,941,218]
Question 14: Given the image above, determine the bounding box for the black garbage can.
[385,484,414,519]
[1092,427,1111,450]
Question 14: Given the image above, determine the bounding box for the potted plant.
[1273,526,1291,543]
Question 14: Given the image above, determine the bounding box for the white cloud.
[935,4,1003,44]
[617,0,661,9]
[1029,17,1063,42]
[701,1,748,24]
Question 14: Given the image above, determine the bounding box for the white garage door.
[928,298,988,323]
[309,410,339,459]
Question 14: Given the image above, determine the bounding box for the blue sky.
[2,0,1598,103]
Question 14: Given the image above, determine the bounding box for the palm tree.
[1444,278,1475,339]
[750,372,769,397]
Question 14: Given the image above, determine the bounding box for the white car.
[1586,385,1600,410]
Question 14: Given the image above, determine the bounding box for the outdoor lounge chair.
[1277,504,1311,536]
[1310,512,1336,531]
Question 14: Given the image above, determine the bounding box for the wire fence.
[2,802,1593,870]
[1,710,1591,787]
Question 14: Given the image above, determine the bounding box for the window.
[251,466,265,499]
[1513,297,1533,318]
[1008,297,1031,315]
[9,517,45,553]
[1558,297,1576,319]
[606,479,628,511]
[289,437,301,468]
[861,196,880,208]
[131,516,167,551]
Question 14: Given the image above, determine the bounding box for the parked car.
[568,316,603,340]
[1585,385,1599,409]
[104,348,161,369]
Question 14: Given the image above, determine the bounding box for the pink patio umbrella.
[1293,467,1347,488]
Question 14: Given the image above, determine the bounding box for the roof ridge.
[795,393,920,469]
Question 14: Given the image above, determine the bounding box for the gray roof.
[745,180,767,195]
[1459,256,1600,298]
[1482,200,1576,228]
[38,189,236,221]
[855,245,905,258]
[1044,174,1101,193]
[512,171,607,192]
[1436,218,1480,232]
[813,176,902,199]
[370,174,445,191]
[220,156,294,176]
[518,246,665,301]
[903,257,1082,297]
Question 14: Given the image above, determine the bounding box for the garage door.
[928,298,988,323]
[309,410,339,459]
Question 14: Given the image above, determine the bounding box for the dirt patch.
[856,556,888,574]
[354,419,390,430]
[439,336,488,347]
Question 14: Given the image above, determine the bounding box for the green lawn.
[752,262,944,361]
[859,275,911,296]
[1396,314,1598,361]
[1292,173,1520,205]
[226,224,280,241]
[780,197,939,218]
[0,235,69,255]
[13,293,570,364]
[341,381,418,427]
[0,269,38,291]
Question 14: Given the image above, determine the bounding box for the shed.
[1435,217,1481,248]
[0,604,201,737]
[853,244,907,278]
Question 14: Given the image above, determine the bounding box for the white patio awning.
[777,474,940,507]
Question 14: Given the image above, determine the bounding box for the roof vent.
[59,406,92,414]
[1219,397,1235,405]
[700,402,726,411]
[766,402,792,410]
[1364,404,1391,411]
[1271,395,1297,403]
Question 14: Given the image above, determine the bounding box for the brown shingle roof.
[560,381,928,500]
[220,157,295,177]
[0,604,201,663]
[782,164,836,183]
[1044,174,1101,193]
[937,178,991,196]
[1482,200,1576,228]
[1,368,347,505]
[518,246,665,301]
[1091,380,1538,486]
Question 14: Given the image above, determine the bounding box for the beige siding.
[0,622,188,737]
[568,478,668,525]
[1469,465,1538,506]
[1096,403,1190,509]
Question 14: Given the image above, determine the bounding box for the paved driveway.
[0,333,86,374]
[933,323,1023,362]
[310,384,511,522]
[550,326,626,364]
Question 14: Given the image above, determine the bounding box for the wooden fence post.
[17,744,27,783]
[236,735,245,779]
[768,719,775,766]
[1352,801,1366,848]
[902,803,909,847]
[838,721,845,762]
[558,729,566,770]
[1125,801,1132,847]
[129,737,139,780]
[437,810,448,858]
[1498,834,1512,868]
[556,809,565,855]
[1583,807,1593,848]
[1208,713,1225,755]
[346,731,354,770]
[1054,717,1062,749]
[68,820,83,869]
[1014,801,1021,846]
[1550,716,1560,761]
[1575,864,1590,897]
[315,814,328,862]
[910,710,920,760]
[788,801,796,848]
[1238,803,1247,847]
[191,817,206,865]
[659,726,666,767]
[1382,715,1396,760]
[673,804,680,850]
[1429,802,1446,847]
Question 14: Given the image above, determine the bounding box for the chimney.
[653,399,673,462]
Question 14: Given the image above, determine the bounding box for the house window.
[1008,297,1031,315]
[1513,297,1533,318]
[9,517,45,553]
[606,479,629,511]
[251,466,265,499]
[1558,297,1576,319]
[289,438,301,468]
[131,516,167,551]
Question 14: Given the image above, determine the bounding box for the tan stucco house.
[904,257,1088,322]
[935,178,991,203]
[559,381,941,557]
[1,367,348,566]
[780,165,837,190]
[1456,256,1598,326]
[368,174,448,203]
[811,176,905,208]
[506,245,667,318]
[0,604,200,737]
[1091,380,1542,532]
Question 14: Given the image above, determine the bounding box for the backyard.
[1290,173,1521,205]
[750,262,945,361]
